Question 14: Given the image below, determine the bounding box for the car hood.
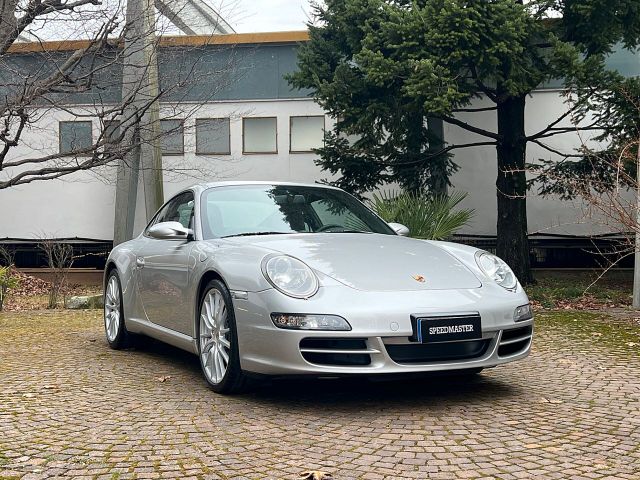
[226,233,482,291]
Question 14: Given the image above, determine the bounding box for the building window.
[160,119,184,155]
[59,121,93,155]
[196,118,231,155]
[243,117,277,154]
[290,116,325,153]
[104,120,121,145]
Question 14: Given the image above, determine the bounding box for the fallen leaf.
[537,396,562,404]
[299,471,333,480]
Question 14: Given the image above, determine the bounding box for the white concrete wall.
[448,89,611,237]
[0,99,331,239]
[0,91,619,241]
[0,107,117,240]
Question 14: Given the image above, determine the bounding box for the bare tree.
[39,237,74,308]
[0,245,13,267]
[0,0,241,189]
[531,84,639,297]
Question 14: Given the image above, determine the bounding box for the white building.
[1,31,638,268]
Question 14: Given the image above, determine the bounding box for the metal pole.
[633,141,640,308]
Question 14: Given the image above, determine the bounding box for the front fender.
[191,241,274,293]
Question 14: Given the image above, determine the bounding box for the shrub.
[370,191,474,240]
[39,239,74,309]
[0,266,20,311]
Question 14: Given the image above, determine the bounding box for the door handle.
[136,257,145,268]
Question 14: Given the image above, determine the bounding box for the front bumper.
[233,285,533,376]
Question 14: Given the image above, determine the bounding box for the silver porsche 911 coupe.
[104,181,533,393]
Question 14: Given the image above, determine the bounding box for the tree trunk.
[399,111,449,196]
[496,95,534,285]
[427,116,448,197]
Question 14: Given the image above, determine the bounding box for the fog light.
[271,313,351,331]
[514,304,533,322]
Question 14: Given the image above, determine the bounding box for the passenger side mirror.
[388,222,410,237]
[148,221,194,241]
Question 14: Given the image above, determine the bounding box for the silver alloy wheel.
[104,275,121,342]
[199,289,231,384]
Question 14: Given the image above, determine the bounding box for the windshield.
[200,185,395,239]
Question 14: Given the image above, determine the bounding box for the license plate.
[415,316,482,343]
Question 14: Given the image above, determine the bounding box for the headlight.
[262,255,319,298]
[271,313,351,330]
[476,252,518,290]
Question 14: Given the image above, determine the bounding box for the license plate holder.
[413,315,482,343]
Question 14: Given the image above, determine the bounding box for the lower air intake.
[385,339,491,364]
[299,338,373,366]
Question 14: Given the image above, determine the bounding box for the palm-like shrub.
[370,191,474,240]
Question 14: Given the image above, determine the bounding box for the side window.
[162,193,194,229]
[147,192,195,234]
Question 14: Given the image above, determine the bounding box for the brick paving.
[0,310,639,479]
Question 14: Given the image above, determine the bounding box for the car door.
[138,191,196,334]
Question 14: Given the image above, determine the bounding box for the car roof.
[199,181,341,190]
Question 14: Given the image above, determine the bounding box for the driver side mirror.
[388,222,410,237]
[148,221,194,241]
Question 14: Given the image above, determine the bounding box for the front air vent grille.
[299,338,374,366]
[501,325,533,343]
[498,325,533,357]
[385,339,490,364]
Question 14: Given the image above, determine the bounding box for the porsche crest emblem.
[412,274,426,283]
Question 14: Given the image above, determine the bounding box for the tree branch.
[526,88,598,141]
[376,141,498,167]
[452,106,498,113]
[532,125,603,140]
[438,115,501,140]
[0,0,102,54]
[530,139,583,158]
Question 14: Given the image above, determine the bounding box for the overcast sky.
[20,0,316,40]
[229,0,314,32]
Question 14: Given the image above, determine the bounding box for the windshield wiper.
[221,231,294,238]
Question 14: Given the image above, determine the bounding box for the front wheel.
[197,279,248,394]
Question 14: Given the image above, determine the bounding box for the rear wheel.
[197,279,248,394]
[104,271,129,349]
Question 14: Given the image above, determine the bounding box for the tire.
[197,279,248,394]
[104,270,130,350]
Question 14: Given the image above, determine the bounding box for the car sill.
[127,318,198,354]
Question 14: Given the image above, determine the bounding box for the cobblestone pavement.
[1,310,639,480]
